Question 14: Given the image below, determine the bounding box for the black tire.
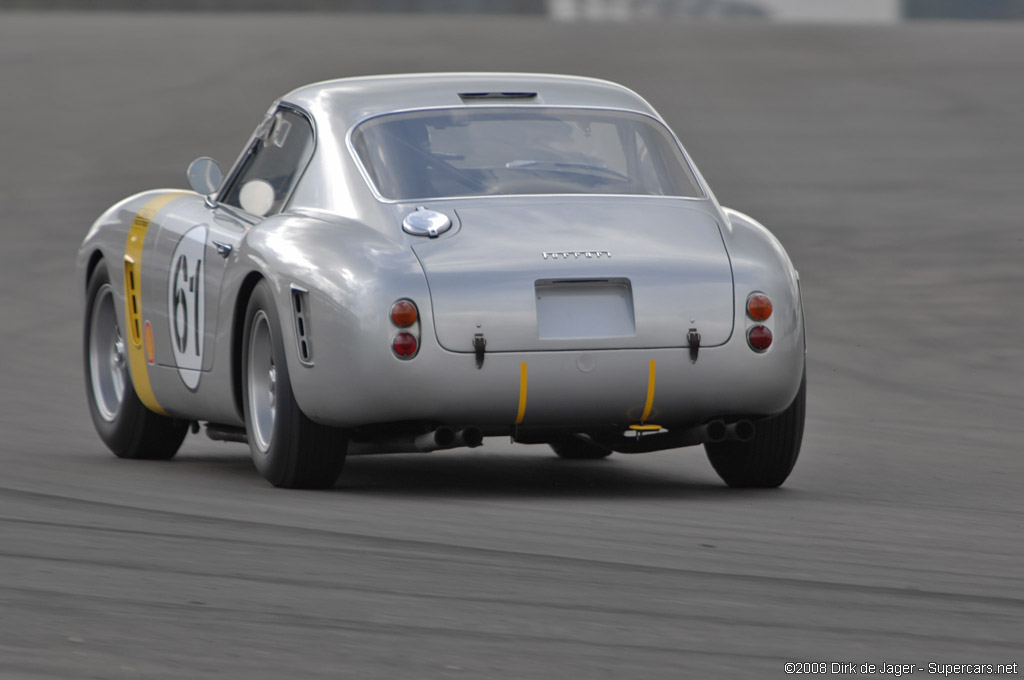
[241,281,346,489]
[83,265,188,460]
[550,436,613,460]
[705,371,806,488]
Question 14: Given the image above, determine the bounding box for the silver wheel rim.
[89,283,128,422]
[247,310,276,453]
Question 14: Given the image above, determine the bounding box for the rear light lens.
[392,332,418,358]
[389,299,420,358]
[747,293,773,321]
[390,299,418,327]
[747,325,773,352]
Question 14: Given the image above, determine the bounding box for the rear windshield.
[350,107,704,201]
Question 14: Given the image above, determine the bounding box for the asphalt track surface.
[1,12,1022,679]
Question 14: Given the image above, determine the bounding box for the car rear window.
[350,107,704,201]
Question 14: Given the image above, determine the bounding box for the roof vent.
[459,92,537,103]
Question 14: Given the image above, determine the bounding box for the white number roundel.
[167,226,206,389]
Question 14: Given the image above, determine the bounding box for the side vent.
[123,258,142,345]
[291,286,313,365]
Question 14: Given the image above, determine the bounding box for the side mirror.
[239,179,275,217]
[186,157,223,195]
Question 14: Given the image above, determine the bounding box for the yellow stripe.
[515,362,528,425]
[123,192,188,415]
[640,359,656,422]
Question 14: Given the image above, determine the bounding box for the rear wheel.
[83,265,187,460]
[242,281,346,489]
[550,435,613,460]
[705,371,806,488]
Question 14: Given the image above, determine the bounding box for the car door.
[148,105,315,407]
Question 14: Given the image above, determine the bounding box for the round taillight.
[392,332,418,357]
[390,299,418,327]
[747,325,773,352]
[747,294,773,321]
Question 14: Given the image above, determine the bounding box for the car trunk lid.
[411,200,734,353]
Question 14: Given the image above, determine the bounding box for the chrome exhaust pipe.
[413,426,455,452]
[348,425,478,455]
[704,420,727,444]
[726,420,755,442]
[453,427,483,448]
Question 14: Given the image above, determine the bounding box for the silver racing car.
[78,73,806,489]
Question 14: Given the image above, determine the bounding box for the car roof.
[280,72,661,126]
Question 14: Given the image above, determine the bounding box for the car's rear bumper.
[292,336,805,433]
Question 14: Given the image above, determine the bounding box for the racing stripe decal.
[123,192,188,414]
[640,360,656,422]
[515,362,528,425]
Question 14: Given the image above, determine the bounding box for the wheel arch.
[231,271,266,419]
[85,249,106,290]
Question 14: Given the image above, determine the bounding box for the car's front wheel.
[83,265,188,459]
[241,281,346,489]
[705,370,806,488]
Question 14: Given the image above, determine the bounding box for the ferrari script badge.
[542,250,611,260]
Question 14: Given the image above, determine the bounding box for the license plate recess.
[535,279,635,340]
